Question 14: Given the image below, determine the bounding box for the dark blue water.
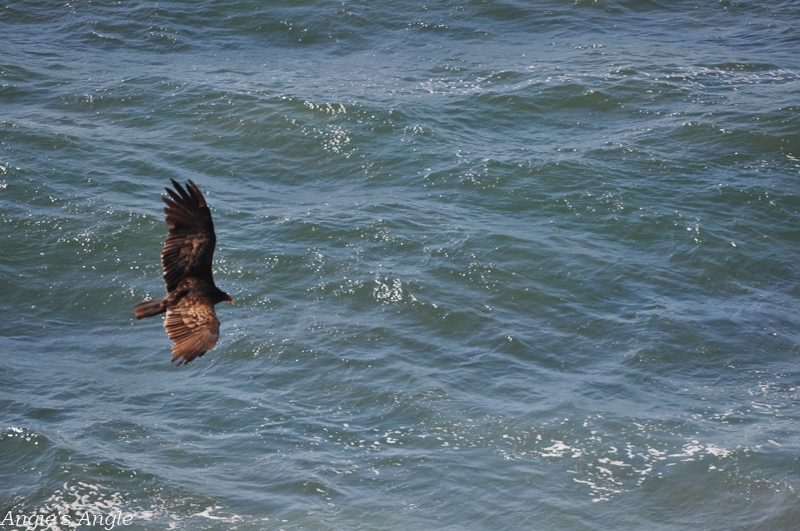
[3,1,800,529]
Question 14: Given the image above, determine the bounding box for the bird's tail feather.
[134,298,167,319]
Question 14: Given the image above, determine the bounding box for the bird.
[134,179,233,365]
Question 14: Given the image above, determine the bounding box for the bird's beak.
[226,294,235,305]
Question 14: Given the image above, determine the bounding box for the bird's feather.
[161,179,217,293]
[164,287,220,365]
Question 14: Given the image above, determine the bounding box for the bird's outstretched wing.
[161,179,217,293]
[164,291,220,365]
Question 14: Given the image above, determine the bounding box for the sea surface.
[2,0,800,529]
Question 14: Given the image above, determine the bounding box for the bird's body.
[134,179,232,365]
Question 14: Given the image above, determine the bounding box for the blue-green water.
[3,1,800,529]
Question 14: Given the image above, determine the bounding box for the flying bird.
[134,179,233,365]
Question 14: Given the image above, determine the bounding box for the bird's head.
[212,288,234,305]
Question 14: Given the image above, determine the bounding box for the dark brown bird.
[134,179,233,365]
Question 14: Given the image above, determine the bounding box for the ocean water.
[2,0,800,529]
